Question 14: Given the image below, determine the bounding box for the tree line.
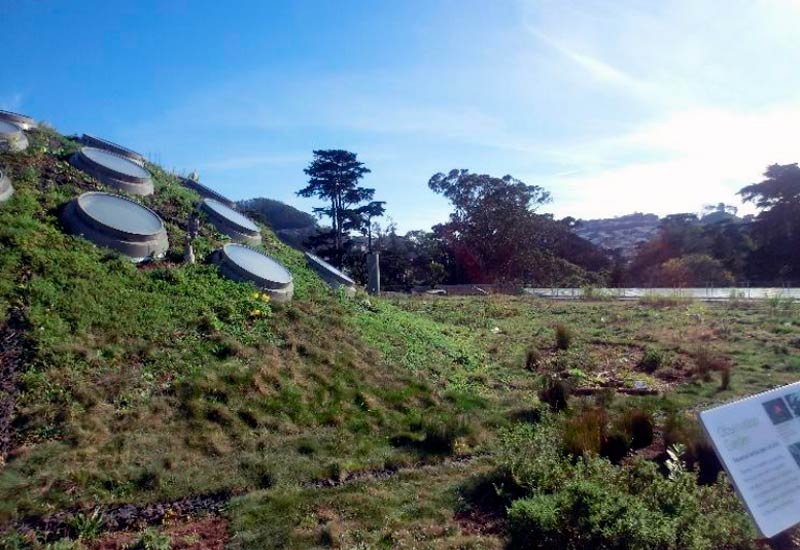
[245,149,800,289]
[623,164,800,286]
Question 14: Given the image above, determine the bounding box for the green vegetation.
[1,128,799,547]
[501,420,754,550]
[0,130,485,534]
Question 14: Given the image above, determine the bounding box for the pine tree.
[298,149,385,265]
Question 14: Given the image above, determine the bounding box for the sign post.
[700,381,800,538]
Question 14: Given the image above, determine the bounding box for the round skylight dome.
[70,146,154,196]
[80,134,145,166]
[212,243,294,302]
[179,177,235,207]
[305,251,356,296]
[0,120,28,152]
[62,191,168,261]
[201,198,262,245]
[0,110,37,131]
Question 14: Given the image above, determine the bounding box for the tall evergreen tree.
[298,150,385,265]
[739,163,800,281]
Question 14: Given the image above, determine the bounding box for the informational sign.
[700,381,800,538]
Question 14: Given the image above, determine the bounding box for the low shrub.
[392,415,475,455]
[663,413,722,484]
[615,408,654,450]
[419,415,474,454]
[580,286,613,301]
[68,509,104,541]
[600,431,631,464]
[593,387,615,409]
[692,347,728,381]
[638,347,664,373]
[554,323,572,351]
[241,457,275,489]
[719,365,732,390]
[128,527,171,550]
[500,422,755,550]
[524,348,541,371]
[459,468,527,515]
[538,376,569,412]
[562,408,607,457]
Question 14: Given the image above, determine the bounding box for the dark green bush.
[239,455,276,489]
[692,347,729,381]
[600,431,630,464]
[616,408,655,450]
[638,347,664,373]
[419,415,474,454]
[524,348,541,371]
[500,422,756,550]
[392,415,475,455]
[459,468,527,515]
[554,324,572,351]
[593,387,615,409]
[128,527,171,550]
[720,365,732,390]
[664,413,722,485]
[562,408,606,457]
[538,376,569,412]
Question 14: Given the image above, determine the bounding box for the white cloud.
[544,103,800,219]
[525,26,659,100]
[123,0,800,230]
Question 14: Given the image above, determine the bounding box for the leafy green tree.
[650,254,734,287]
[356,200,387,253]
[701,202,739,224]
[428,169,607,284]
[428,170,550,282]
[627,214,706,283]
[405,230,452,287]
[298,149,385,265]
[739,163,800,281]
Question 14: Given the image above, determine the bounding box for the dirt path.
[303,451,488,489]
[10,452,491,542]
[14,491,232,542]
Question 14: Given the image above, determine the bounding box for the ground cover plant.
[1,128,799,548]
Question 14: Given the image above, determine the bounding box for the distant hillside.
[237,197,316,231]
[699,210,741,225]
[237,197,319,249]
[573,212,660,257]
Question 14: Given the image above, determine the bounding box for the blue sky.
[3,0,800,231]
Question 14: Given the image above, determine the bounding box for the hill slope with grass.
[2,127,797,549]
[0,127,505,547]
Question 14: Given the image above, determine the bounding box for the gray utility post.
[367,252,380,295]
[184,234,196,265]
[184,210,200,265]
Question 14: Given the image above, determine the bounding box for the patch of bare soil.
[91,516,229,550]
[1,141,101,196]
[304,452,485,489]
[15,491,232,543]
[454,508,506,537]
[136,259,181,272]
[621,429,666,468]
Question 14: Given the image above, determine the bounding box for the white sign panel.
[700,381,800,538]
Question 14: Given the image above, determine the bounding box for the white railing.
[523,287,800,301]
